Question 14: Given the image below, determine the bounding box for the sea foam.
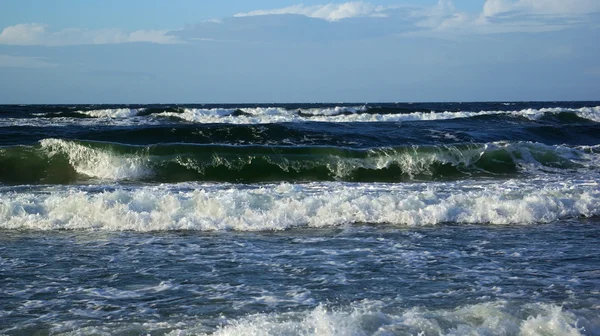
[77,108,142,118]
[2,106,599,127]
[156,106,600,124]
[1,179,598,231]
[49,300,589,335]
[205,301,586,336]
[39,139,151,180]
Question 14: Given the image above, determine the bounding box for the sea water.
[1,102,599,335]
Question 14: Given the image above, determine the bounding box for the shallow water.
[1,220,599,335]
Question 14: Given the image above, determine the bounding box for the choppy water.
[1,102,599,335]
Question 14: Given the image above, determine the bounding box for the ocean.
[1,102,599,335]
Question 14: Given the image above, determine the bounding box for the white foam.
[39,139,151,180]
[77,108,141,118]
[507,106,600,122]
[0,116,159,127]
[2,106,599,127]
[157,106,370,123]
[46,300,591,335]
[183,301,586,336]
[572,106,600,122]
[299,105,368,116]
[1,178,598,231]
[155,106,600,124]
[520,305,585,336]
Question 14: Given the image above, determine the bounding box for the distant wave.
[5,105,599,126]
[0,139,597,184]
[1,178,598,231]
[77,108,142,118]
[155,106,600,124]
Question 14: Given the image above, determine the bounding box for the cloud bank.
[0,23,178,46]
[234,2,389,21]
[482,0,600,17]
[1,1,599,46]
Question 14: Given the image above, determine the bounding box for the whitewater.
[1,102,599,335]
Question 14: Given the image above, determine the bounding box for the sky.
[0,0,599,103]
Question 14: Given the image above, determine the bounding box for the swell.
[3,119,600,148]
[0,139,595,184]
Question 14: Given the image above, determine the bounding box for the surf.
[1,178,598,231]
[0,139,597,184]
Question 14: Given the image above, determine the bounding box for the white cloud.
[0,23,179,46]
[230,0,585,37]
[482,0,600,17]
[472,0,600,34]
[412,0,470,31]
[406,0,600,36]
[234,1,388,21]
[0,23,46,45]
[0,54,55,68]
[2,1,599,47]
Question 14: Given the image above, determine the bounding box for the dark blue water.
[1,102,599,335]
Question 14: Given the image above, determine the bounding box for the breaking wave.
[202,301,588,336]
[48,300,592,335]
[0,139,597,184]
[155,106,600,124]
[1,179,598,231]
[77,108,142,118]
[6,105,599,125]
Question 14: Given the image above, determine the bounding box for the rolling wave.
[3,120,600,149]
[1,179,598,231]
[77,108,142,118]
[153,106,600,124]
[3,105,599,126]
[0,139,596,184]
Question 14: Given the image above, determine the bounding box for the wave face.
[0,139,597,183]
[1,179,598,231]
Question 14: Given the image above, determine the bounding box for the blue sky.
[0,0,599,103]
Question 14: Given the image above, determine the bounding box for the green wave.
[0,139,589,184]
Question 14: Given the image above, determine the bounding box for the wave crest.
[205,301,585,336]
[16,105,600,125]
[0,139,597,184]
[77,108,142,118]
[1,180,598,231]
[39,139,151,180]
